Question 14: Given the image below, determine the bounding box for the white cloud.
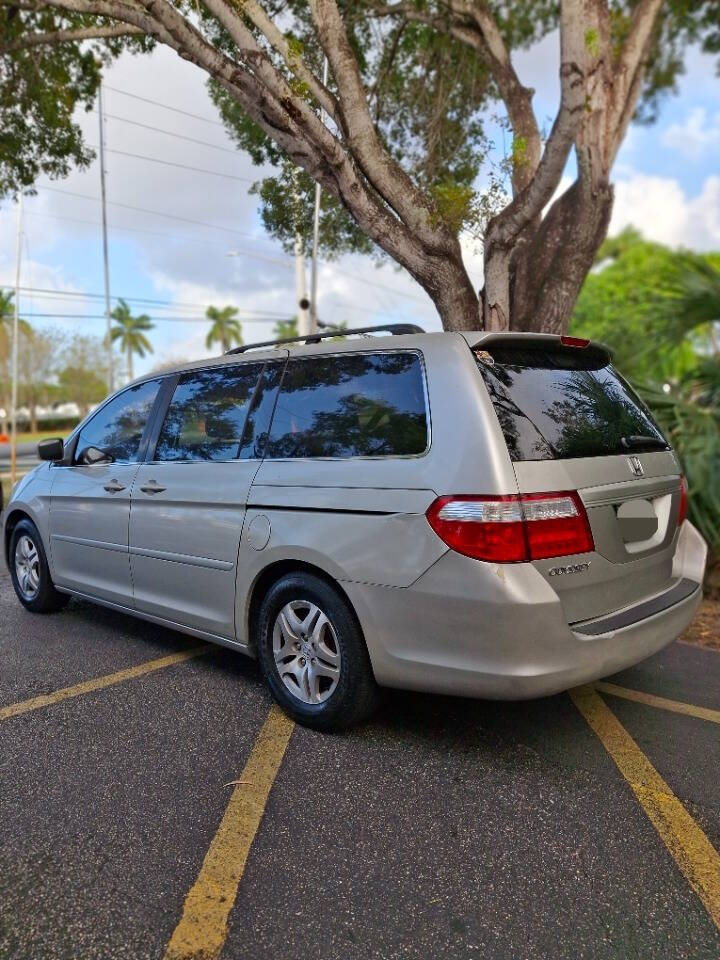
[662,107,720,158]
[609,172,720,250]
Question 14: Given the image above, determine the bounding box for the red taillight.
[560,336,589,348]
[426,491,594,563]
[678,476,688,527]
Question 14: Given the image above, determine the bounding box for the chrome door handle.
[140,480,166,494]
[103,480,126,492]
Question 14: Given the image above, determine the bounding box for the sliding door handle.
[140,480,166,494]
[103,480,126,493]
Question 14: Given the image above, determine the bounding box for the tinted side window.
[155,364,263,462]
[266,352,428,459]
[73,379,161,464]
[238,361,284,459]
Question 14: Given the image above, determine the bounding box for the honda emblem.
[627,456,644,478]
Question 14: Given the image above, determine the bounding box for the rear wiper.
[621,435,668,451]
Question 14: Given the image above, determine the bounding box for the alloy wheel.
[272,600,342,705]
[15,535,40,600]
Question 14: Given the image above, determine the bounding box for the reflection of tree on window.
[269,395,426,458]
[478,364,556,460]
[156,365,262,462]
[74,380,160,463]
[476,350,667,462]
[539,370,665,459]
[267,352,428,459]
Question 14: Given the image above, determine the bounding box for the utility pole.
[98,77,113,392]
[294,237,310,336]
[292,167,310,337]
[309,56,329,334]
[10,191,23,487]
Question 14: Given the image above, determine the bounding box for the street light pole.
[309,56,329,334]
[98,78,113,392]
[10,191,23,488]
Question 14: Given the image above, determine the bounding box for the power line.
[99,112,240,156]
[104,85,226,128]
[22,210,295,269]
[40,185,263,239]
[35,190,429,305]
[4,285,290,318]
[99,146,254,183]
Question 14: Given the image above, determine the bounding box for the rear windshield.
[475,346,668,462]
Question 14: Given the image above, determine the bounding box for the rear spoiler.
[459,331,613,363]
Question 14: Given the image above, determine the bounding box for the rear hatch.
[473,336,684,624]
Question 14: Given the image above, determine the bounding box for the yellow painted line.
[164,705,295,960]
[571,685,720,931]
[0,646,210,722]
[596,681,720,726]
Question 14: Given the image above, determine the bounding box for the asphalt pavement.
[1,562,719,960]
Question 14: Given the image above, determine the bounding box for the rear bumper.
[344,521,706,700]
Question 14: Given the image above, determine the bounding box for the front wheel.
[256,573,378,731]
[9,519,69,614]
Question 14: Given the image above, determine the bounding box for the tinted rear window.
[266,351,428,458]
[475,346,668,461]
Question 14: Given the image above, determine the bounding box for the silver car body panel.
[3,330,708,700]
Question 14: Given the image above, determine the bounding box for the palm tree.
[657,253,720,356]
[110,299,154,382]
[206,305,243,353]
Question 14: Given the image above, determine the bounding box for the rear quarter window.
[476,346,668,462]
[266,351,429,459]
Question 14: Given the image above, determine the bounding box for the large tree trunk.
[508,178,614,334]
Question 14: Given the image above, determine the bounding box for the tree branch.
[0,24,143,53]
[610,0,663,161]
[310,0,447,248]
[239,0,341,127]
[487,0,587,245]
[368,0,541,195]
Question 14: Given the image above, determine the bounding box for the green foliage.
[251,163,374,258]
[643,378,720,555]
[273,318,299,339]
[429,181,475,234]
[205,305,243,353]
[571,229,716,382]
[584,28,600,58]
[572,230,720,558]
[56,332,110,413]
[0,10,154,198]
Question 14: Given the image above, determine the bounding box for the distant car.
[2,326,707,730]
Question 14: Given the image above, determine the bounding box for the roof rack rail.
[225,323,425,355]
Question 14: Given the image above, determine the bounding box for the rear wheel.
[9,519,69,614]
[256,572,378,731]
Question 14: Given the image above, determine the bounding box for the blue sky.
[1,33,718,381]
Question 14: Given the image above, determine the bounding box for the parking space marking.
[164,704,295,960]
[571,685,720,931]
[596,681,720,725]
[0,646,210,722]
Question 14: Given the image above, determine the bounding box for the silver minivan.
[2,327,707,730]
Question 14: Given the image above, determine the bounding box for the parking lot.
[1,563,719,960]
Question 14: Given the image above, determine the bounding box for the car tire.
[9,519,69,614]
[256,572,379,731]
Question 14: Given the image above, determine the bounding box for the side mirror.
[79,445,113,465]
[37,437,65,462]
